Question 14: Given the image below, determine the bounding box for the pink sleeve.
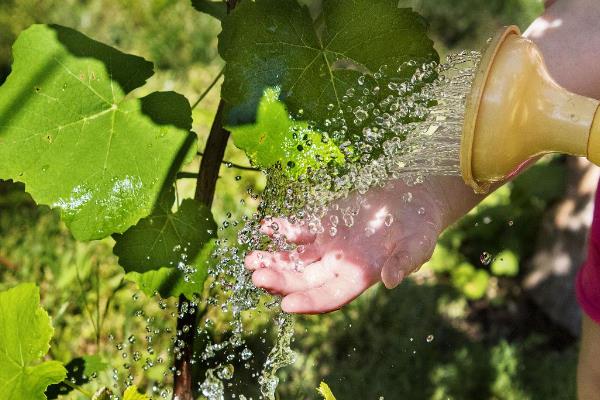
[576,180,600,325]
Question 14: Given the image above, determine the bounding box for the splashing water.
[101,51,482,400]
[194,50,482,399]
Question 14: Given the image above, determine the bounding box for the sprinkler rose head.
[460,26,600,193]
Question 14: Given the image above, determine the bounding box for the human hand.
[245,177,454,314]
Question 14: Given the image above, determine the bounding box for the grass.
[0,181,579,399]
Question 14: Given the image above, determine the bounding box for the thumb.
[380,230,438,289]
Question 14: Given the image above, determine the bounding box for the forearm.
[526,0,600,100]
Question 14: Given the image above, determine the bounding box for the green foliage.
[491,250,520,277]
[0,24,196,241]
[219,0,438,131]
[400,0,544,49]
[113,189,215,274]
[317,382,337,400]
[426,158,567,299]
[125,238,217,299]
[0,283,66,400]
[228,87,345,178]
[451,262,489,300]
[280,281,577,399]
[113,185,217,298]
[0,0,221,78]
[123,385,151,400]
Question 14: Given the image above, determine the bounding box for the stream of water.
[192,50,482,400]
[101,50,481,400]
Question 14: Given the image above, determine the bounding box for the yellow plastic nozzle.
[461,26,600,193]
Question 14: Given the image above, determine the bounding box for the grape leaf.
[219,0,438,128]
[0,283,67,400]
[0,24,197,241]
[317,382,337,400]
[123,386,150,400]
[113,187,217,298]
[228,87,344,177]
[191,0,228,20]
[113,192,216,273]
[125,239,217,299]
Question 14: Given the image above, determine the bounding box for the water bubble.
[426,334,434,343]
[384,214,394,227]
[480,251,492,265]
[241,348,253,360]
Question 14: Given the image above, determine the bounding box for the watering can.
[461,25,600,193]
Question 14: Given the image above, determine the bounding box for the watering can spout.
[461,26,600,193]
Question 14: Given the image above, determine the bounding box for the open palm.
[245,179,448,314]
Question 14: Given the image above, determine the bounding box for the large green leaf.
[0,24,196,241]
[0,283,67,400]
[219,0,438,128]
[125,238,217,299]
[228,87,344,178]
[114,188,217,298]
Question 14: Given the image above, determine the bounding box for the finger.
[244,245,321,271]
[280,274,368,314]
[259,218,316,244]
[251,261,330,295]
[380,231,437,289]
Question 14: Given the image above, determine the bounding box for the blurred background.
[0,0,592,398]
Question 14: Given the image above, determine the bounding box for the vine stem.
[191,68,224,111]
[173,101,230,400]
[173,3,239,397]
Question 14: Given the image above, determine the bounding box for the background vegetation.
[0,0,580,399]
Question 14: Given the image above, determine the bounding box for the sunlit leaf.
[490,250,519,277]
[317,381,337,400]
[228,87,345,178]
[0,24,196,240]
[0,283,67,400]
[123,385,151,400]
[125,239,217,299]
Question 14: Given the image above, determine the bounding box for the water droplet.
[384,214,394,227]
[426,334,434,343]
[480,251,492,265]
